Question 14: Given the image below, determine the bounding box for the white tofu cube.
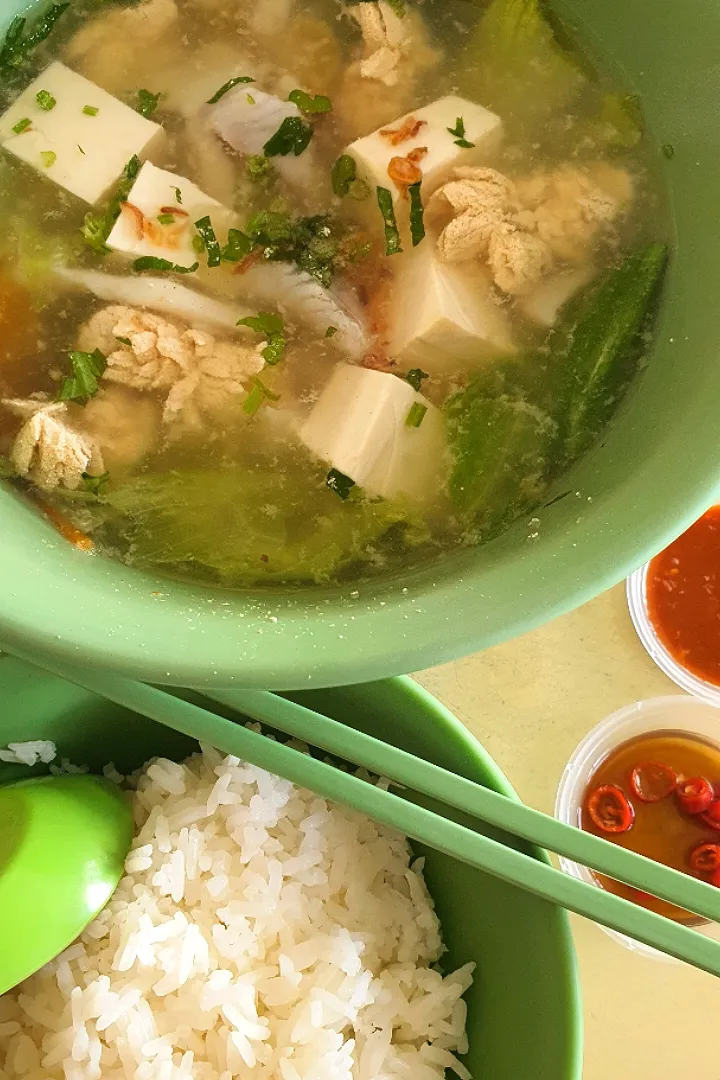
[106,162,237,269]
[0,62,164,205]
[519,266,595,327]
[347,95,502,205]
[300,363,446,504]
[388,243,514,371]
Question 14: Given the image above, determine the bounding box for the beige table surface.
[416,583,719,1080]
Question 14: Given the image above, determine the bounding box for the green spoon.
[0,774,133,995]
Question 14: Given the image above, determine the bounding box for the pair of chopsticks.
[27,658,720,976]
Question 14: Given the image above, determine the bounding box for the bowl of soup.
[0,0,717,687]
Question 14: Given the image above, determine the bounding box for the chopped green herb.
[12,118,31,135]
[246,94,255,105]
[192,234,206,255]
[83,104,99,116]
[115,336,132,346]
[408,181,425,246]
[206,76,254,104]
[447,116,475,149]
[35,89,56,111]
[238,312,286,365]
[405,368,429,392]
[157,213,175,225]
[384,0,406,16]
[243,376,280,416]
[247,153,272,181]
[221,228,253,263]
[82,471,109,496]
[40,150,56,168]
[288,89,332,114]
[332,154,357,197]
[326,468,355,500]
[132,257,199,273]
[663,143,675,159]
[264,116,313,158]
[405,402,428,428]
[325,326,338,338]
[346,239,372,263]
[245,210,340,287]
[376,187,402,256]
[77,145,85,155]
[0,5,69,78]
[194,216,222,267]
[58,348,107,404]
[81,154,141,253]
[135,89,161,119]
[348,178,370,201]
[173,186,183,204]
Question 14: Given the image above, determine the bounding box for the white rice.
[0,740,57,766]
[0,747,474,1080]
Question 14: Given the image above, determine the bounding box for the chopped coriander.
[12,118,31,135]
[264,116,313,158]
[82,471,109,496]
[192,234,206,255]
[408,181,425,247]
[246,94,255,104]
[77,145,85,154]
[135,88,161,119]
[332,154,357,197]
[0,5,69,78]
[58,348,106,405]
[221,228,253,263]
[132,256,199,273]
[81,154,141,254]
[206,76,254,104]
[663,143,675,159]
[83,104,99,116]
[115,336,132,346]
[325,326,338,338]
[326,468,355,500]
[36,89,56,111]
[376,187,402,256]
[405,402,428,428]
[157,213,175,225]
[247,153,272,180]
[447,116,475,149]
[194,216,222,267]
[385,0,406,16]
[288,89,332,114]
[238,312,286,365]
[243,376,280,416]
[173,186,183,204]
[40,150,56,168]
[405,368,429,392]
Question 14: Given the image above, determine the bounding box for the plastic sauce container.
[627,506,720,706]
[555,696,720,960]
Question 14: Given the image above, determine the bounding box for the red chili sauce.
[647,506,720,686]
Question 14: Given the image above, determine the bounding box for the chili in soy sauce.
[581,730,720,921]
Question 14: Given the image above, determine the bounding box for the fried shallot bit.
[388,146,427,196]
[159,206,189,217]
[379,116,426,145]
[120,202,145,241]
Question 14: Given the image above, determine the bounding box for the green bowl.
[0,655,581,1080]
[2,0,719,688]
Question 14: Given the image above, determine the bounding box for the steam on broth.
[0,0,667,588]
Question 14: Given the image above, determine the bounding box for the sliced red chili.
[688,841,720,873]
[700,801,720,831]
[587,784,635,834]
[629,761,677,802]
[675,776,714,815]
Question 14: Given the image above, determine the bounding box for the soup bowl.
[1,0,719,687]
[0,656,582,1079]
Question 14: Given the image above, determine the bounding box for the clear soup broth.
[0,0,668,588]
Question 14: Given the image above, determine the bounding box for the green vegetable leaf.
[36,89,56,111]
[408,182,425,247]
[82,471,109,496]
[221,228,253,263]
[332,154,369,199]
[325,326,338,338]
[376,187,402,256]
[405,402,427,428]
[58,348,107,404]
[264,116,313,158]
[157,213,175,225]
[81,154,141,254]
[40,149,56,168]
[247,153,272,181]
[446,116,475,149]
[135,88,161,119]
[326,468,355,500]
[243,376,280,416]
[194,216,222,267]
[405,368,428,392]
[288,89,332,114]
[246,210,340,287]
[384,0,406,17]
[206,76,254,104]
[556,243,667,462]
[0,4,69,78]
[173,186,182,204]
[132,256,199,273]
[238,312,286,365]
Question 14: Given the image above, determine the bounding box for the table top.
[416,583,718,1080]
